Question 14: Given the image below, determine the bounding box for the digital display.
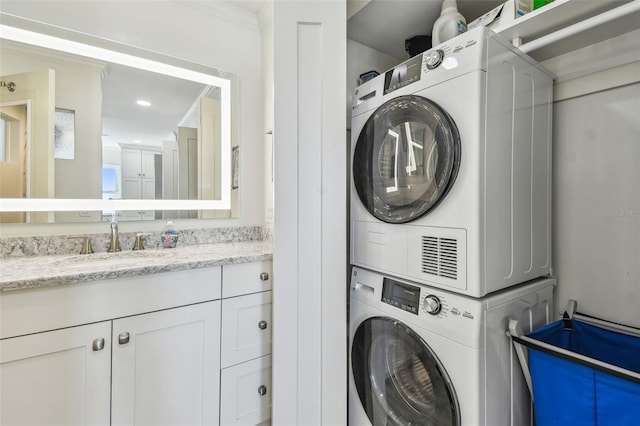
[381,277,420,315]
[383,54,423,95]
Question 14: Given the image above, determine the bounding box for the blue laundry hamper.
[509,300,640,426]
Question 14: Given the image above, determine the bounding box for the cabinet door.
[111,301,221,426]
[220,355,272,426]
[141,177,156,199]
[0,321,111,426]
[141,150,156,179]
[122,176,142,199]
[221,291,272,368]
[121,148,142,177]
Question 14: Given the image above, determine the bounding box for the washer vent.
[421,236,458,279]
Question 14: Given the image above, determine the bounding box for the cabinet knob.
[258,320,268,330]
[92,338,105,351]
[259,272,269,281]
[118,332,130,345]
[258,385,268,396]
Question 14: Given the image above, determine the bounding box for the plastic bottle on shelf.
[161,221,178,248]
[431,0,467,46]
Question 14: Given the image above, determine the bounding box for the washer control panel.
[381,277,420,315]
[420,292,476,320]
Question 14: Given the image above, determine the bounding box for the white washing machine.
[350,27,555,297]
[348,266,555,426]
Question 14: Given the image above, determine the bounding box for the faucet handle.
[69,236,94,254]
[132,233,148,251]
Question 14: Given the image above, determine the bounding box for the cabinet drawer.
[220,355,272,426]
[221,291,272,368]
[223,261,272,298]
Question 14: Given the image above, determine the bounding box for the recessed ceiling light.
[136,100,151,107]
[133,140,142,144]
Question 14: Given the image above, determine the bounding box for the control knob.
[424,49,444,70]
[423,295,442,315]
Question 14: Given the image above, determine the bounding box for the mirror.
[0,14,238,223]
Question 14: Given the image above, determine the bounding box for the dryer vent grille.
[421,236,458,280]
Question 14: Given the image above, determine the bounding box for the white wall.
[553,82,640,328]
[537,30,640,328]
[0,0,263,234]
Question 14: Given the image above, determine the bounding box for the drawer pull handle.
[92,338,105,351]
[118,332,130,345]
[260,272,269,281]
[258,385,268,396]
[258,320,268,330]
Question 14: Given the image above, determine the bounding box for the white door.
[111,301,221,426]
[272,1,346,424]
[0,104,27,223]
[0,69,55,223]
[0,321,112,426]
[198,96,220,202]
[178,126,198,219]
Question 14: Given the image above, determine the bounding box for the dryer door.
[352,316,460,426]
[353,95,460,224]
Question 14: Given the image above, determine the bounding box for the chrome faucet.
[108,219,121,252]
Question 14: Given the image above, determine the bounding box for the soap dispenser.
[431,0,467,46]
[161,221,178,248]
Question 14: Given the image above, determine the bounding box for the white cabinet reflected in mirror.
[0,14,238,223]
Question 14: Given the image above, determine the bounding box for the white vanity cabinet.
[220,260,273,426]
[0,259,273,426]
[0,266,223,426]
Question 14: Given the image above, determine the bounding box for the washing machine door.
[352,316,460,426]
[353,95,461,224]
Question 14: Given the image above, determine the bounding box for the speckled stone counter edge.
[0,226,268,258]
[1,240,273,291]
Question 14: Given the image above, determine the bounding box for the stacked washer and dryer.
[349,26,556,426]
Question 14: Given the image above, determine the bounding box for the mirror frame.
[0,15,232,214]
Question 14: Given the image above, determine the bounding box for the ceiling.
[101,63,207,149]
[348,0,504,60]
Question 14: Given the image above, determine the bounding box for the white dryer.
[350,27,555,297]
[349,266,555,426]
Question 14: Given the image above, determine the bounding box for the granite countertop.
[0,240,273,292]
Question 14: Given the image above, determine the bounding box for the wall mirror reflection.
[0,18,238,224]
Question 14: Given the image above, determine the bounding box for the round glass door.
[352,316,460,426]
[353,95,461,224]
